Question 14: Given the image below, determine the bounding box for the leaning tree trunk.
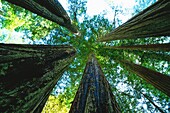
[141,52,170,62]
[105,43,170,51]
[34,0,71,23]
[98,0,170,41]
[129,51,170,62]
[139,91,164,113]
[5,0,77,33]
[69,54,121,113]
[0,43,76,113]
[119,60,170,97]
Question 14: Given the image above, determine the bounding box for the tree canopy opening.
[0,0,169,113]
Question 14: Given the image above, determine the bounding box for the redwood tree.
[140,52,170,62]
[0,43,76,113]
[69,54,121,113]
[5,0,78,33]
[119,60,170,97]
[105,43,170,51]
[98,0,170,41]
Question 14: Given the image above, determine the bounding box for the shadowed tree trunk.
[128,51,170,62]
[119,60,170,97]
[69,54,121,113]
[98,0,170,41]
[105,43,170,51]
[5,0,78,33]
[0,43,76,113]
[116,88,164,113]
[141,52,170,62]
[139,91,164,113]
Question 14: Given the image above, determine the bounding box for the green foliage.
[42,95,69,113]
[1,0,170,113]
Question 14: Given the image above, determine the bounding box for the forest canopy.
[0,0,169,113]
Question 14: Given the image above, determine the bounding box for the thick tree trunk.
[105,43,170,51]
[34,0,71,23]
[5,0,78,33]
[119,60,170,97]
[98,0,170,41]
[0,43,76,113]
[69,54,121,113]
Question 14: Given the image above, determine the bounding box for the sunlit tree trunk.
[105,43,170,51]
[34,0,71,23]
[69,54,121,113]
[98,0,170,41]
[5,0,77,33]
[0,43,76,113]
[119,60,170,97]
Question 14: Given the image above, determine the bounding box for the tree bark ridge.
[5,0,78,33]
[119,60,170,97]
[98,0,170,41]
[0,43,76,113]
[69,54,121,113]
[105,43,170,51]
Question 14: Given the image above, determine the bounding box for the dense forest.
[0,0,170,113]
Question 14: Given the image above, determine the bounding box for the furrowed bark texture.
[69,54,121,113]
[105,43,170,51]
[119,60,170,97]
[34,0,71,23]
[0,43,76,113]
[5,0,77,33]
[99,0,170,41]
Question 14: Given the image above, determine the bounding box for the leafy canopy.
[0,0,169,113]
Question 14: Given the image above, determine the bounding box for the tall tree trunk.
[105,43,170,51]
[34,0,71,24]
[98,0,170,41]
[69,54,121,113]
[141,52,170,62]
[139,91,164,113]
[5,0,78,33]
[116,88,164,113]
[119,60,170,97]
[0,43,76,113]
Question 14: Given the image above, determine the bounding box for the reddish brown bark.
[99,0,170,41]
[119,60,170,97]
[69,54,121,113]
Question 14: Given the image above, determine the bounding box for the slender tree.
[0,43,76,113]
[69,54,121,113]
[141,52,170,62]
[98,0,170,41]
[140,91,164,113]
[119,60,170,97]
[105,43,170,51]
[116,88,164,113]
[5,0,78,33]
